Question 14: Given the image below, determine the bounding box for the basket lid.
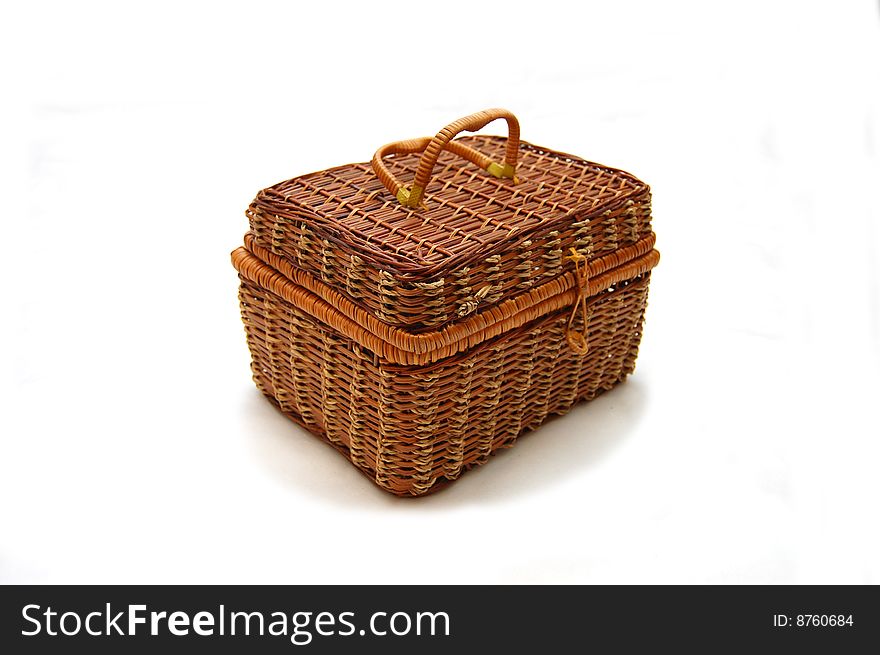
[245,109,653,333]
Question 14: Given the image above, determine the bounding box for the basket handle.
[371,108,521,208]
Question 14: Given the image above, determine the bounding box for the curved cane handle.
[371,108,521,208]
[372,137,497,206]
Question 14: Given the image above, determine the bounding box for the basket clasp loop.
[564,248,590,355]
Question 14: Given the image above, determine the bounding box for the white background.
[1,0,878,584]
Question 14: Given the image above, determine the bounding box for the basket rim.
[232,234,658,366]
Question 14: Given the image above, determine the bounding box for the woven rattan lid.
[245,109,653,333]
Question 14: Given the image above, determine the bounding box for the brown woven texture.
[237,268,651,496]
[233,109,659,496]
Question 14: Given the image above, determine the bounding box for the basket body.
[233,113,658,496]
[237,268,651,496]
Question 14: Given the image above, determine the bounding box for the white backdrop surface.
[1,0,878,584]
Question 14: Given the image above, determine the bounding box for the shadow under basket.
[231,108,659,496]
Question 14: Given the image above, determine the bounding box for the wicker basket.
[232,109,659,496]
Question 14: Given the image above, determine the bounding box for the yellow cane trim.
[397,185,424,208]
[486,161,517,179]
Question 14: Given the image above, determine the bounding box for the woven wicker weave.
[233,109,659,495]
